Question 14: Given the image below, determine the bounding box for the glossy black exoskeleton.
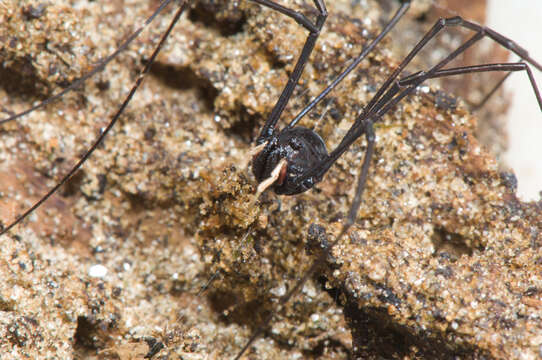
[252,127,328,195]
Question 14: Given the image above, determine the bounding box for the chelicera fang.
[1,0,541,358]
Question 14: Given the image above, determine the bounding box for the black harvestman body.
[1,0,542,358]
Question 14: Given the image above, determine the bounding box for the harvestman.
[1,0,542,358]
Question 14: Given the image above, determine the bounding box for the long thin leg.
[287,0,411,128]
[0,0,176,125]
[398,62,542,111]
[375,36,518,119]
[470,72,512,112]
[308,14,542,182]
[345,122,376,228]
[289,10,542,130]
[0,2,189,235]
[251,0,323,32]
[234,122,376,360]
[254,0,328,143]
[361,16,542,126]
[346,45,541,173]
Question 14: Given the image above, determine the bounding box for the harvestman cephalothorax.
[1,0,542,358]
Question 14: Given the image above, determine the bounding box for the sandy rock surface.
[1,0,541,359]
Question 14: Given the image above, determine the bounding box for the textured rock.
[0,0,540,359]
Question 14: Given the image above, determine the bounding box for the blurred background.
[487,0,542,201]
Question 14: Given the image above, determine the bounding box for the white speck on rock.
[88,264,108,278]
